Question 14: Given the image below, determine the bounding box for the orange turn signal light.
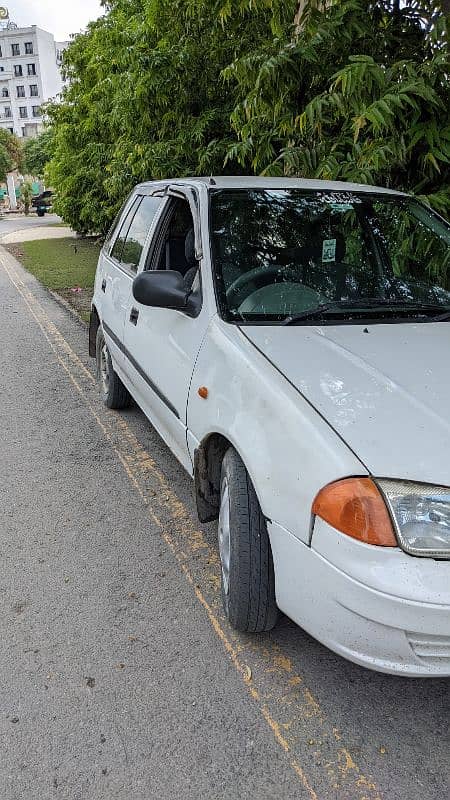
[198,386,209,399]
[312,478,397,546]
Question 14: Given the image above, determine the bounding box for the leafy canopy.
[226,0,450,215]
[47,0,273,234]
[22,129,54,178]
[0,128,23,181]
[47,0,449,234]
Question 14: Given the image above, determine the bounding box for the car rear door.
[98,192,162,371]
[96,194,140,370]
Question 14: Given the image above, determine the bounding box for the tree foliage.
[0,128,22,180]
[47,0,449,234]
[47,0,273,234]
[225,0,450,214]
[22,129,54,178]
[0,146,13,183]
[0,128,22,169]
[21,181,33,215]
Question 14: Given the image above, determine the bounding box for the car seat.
[183,228,198,289]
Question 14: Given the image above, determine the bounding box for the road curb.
[48,289,88,328]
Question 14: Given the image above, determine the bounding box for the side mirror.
[133,270,190,311]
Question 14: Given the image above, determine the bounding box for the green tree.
[47,0,449,234]
[47,0,273,234]
[225,0,450,214]
[0,128,22,180]
[0,145,13,182]
[22,129,54,178]
[21,181,33,215]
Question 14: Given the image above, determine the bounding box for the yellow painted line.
[1,251,383,800]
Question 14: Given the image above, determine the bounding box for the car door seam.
[103,321,180,419]
[185,313,217,466]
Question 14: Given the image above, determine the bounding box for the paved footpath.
[0,213,70,243]
[0,247,448,800]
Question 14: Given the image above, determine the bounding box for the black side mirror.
[132,270,199,316]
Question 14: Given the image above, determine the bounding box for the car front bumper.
[268,518,450,676]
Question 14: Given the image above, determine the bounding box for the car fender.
[187,316,367,544]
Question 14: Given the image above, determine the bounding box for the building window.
[0,46,2,58]
[32,106,41,118]
[19,107,28,119]
[27,64,36,76]
[4,107,12,118]
[8,127,13,134]
[25,42,33,55]
[11,43,20,56]
[30,85,38,97]
[2,88,9,98]
[17,85,25,98]
[14,65,23,77]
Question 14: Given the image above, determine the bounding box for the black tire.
[218,447,278,633]
[96,326,131,409]
[37,208,45,217]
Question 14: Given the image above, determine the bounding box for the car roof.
[135,175,406,196]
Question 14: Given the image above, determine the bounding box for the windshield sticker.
[322,238,336,262]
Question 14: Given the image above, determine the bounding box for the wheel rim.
[218,478,231,595]
[100,341,110,394]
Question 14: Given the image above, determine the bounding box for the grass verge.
[4,237,101,323]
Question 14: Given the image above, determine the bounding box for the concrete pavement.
[0,246,448,800]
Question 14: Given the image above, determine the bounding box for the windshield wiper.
[282,300,450,325]
[427,309,450,322]
[282,300,381,325]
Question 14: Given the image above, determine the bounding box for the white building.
[0,22,67,139]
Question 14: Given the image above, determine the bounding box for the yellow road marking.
[1,251,383,800]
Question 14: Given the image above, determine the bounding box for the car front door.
[123,187,212,473]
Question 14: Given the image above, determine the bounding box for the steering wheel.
[226,265,302,308]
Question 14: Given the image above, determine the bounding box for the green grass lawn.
[7,237,101,324]
[15,237,100,290]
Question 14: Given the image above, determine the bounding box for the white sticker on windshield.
[322,238,336,263]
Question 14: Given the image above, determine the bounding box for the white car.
[89,177,450,676]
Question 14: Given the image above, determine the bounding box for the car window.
[209,189,450,324]
[104,199,131,252]
[372,201,450,287]
[110,197,141,264]
[151,198,197,280]
[120,195,162,272]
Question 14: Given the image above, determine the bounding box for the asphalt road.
[0,244,448,800]
[0,212,62,239]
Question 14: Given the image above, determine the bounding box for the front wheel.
[218,447,278,633]
[96,326,131,409]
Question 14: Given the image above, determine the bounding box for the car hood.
[241,322,450,485]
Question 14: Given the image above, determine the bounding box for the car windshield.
[209,189,450,324]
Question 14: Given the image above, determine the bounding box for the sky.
[4,1,104,41]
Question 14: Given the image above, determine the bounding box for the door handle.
[101,278,106,292]
[129,307,139,326]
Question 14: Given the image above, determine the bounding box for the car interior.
[153,198,198,290]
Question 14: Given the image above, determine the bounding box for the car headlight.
[377,480,450,558]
